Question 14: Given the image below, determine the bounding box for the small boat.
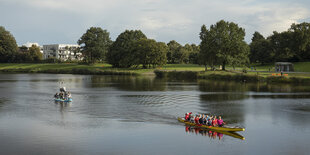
[54,98,72,102]
[178,117,245,132]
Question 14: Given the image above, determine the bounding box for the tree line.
[1,21,310,69]
[250,22,310,64]
[0,26,43,63]
[78,28,199,68]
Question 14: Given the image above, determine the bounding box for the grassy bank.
[1,63,310,83]
[154,70,310,83]
[0,63,153,75]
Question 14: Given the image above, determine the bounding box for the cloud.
[0,0,309,44]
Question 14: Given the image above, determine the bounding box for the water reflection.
[54,101,71,112]
[0,98,7,108]
[91,76,167,91]
[1,74,310,154]
[185,126,245,140]
[198,80,310,93]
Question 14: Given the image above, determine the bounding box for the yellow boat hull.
[178,117,245,132]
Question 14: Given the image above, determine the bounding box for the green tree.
[198,24,219,70]
[132,39,167,68]
[188,44,199,64]
[107,30,147,68]
[199,21,249,70]
[167,40,181,64]
[29,45,43,62]
[0,26,18,62]
[268,31,294,62]
[249,32,273,64]
[173,46,189,64]
[289,22,310,61]
[78,27,112,64]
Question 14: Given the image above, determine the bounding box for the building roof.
[275,62,293,65]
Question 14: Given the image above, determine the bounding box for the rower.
[217,116,225,127]
[54,93,59,99]
[184,113,188,120]
[199,114,204,124]
[195,115,200,124]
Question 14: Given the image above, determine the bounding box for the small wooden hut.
[275,62,294,72]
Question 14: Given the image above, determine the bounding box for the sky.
[0,0,310,46]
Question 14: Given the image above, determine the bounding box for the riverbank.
[1,63,310,83]
[0,63,151,76]
[154,70,310,83]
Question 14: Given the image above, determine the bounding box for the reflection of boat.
[185,126,245,140]
[178,117,245,132]
[54,98,72,102]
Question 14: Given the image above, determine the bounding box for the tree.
[188,44,199,64]
[107,30,147,68]
[199,21,250,70]
[198,24,219,70]
[78,27,112,64]
[289,22,310,61]
[29,45,43,62]
[167,40,181,63]
[268,31,294,62]
[132,39,167,68]
[0,26,18,62]
[249,32,273,64]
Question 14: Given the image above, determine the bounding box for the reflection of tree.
[198,80,247,124]
[90,76,167,91]
[199,96,246,124]
[198,80,248,92]
[200,94,247,102]
[199,79,310,93]
[0,98,7,108]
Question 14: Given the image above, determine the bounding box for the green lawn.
[1,62,310,77]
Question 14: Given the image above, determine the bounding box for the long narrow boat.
[178,117,245,132]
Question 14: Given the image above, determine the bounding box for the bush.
[43,57,61,63]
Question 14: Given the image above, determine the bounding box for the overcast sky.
[1,0,310,46]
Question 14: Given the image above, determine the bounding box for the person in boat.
[190,115,195,123]
[54,93,59,99]
[60,92,64,100]
[203,114,209,125]
[184,112,192,121]
[195,115,200,124]
[207,117,212,126]
[217,116,225,127]
[212,116,218,127]
[199,114,204,124]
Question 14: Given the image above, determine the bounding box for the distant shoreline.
[1,63,310,83]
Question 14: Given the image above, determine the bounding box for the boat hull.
[178,117,244,132]
[54,98,72,102]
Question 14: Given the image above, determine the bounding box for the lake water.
[0,74,309,155]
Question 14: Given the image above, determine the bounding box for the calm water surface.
[0,74,309,155]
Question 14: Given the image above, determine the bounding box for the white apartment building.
[43,44,82,61]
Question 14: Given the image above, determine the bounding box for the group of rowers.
[54,87,72,100]
[54,92,72,100]
[184,112,225,127]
